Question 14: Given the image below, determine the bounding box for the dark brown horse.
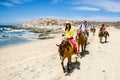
[90,27,96,36]
[98,31,109,43]
[76,29,87,53]
[56,40,78,73]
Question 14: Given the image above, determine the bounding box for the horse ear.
[56,44,60,47]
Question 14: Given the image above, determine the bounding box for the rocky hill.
[22,18,120,28]
[22,18,80,28]
[21,18,80,34]
[12,18,120,34]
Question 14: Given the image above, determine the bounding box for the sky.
[0,0,120,24]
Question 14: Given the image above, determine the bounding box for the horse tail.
[104,31,109,37]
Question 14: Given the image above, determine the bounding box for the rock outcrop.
[22,18,80,28]
[21,18,120,33]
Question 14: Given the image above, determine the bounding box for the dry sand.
[0,27,120,80]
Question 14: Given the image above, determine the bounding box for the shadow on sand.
[80,50,89,58]
[65,61,80,76]
[100,41,109,44]
[65,50,89,76]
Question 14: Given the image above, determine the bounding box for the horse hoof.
[63,70,66,73]
[67,68,70,72]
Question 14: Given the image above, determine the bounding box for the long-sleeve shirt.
[65,28,74,38]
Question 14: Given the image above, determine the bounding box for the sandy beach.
[0,27,120,80]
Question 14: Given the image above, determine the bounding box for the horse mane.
[77,29,84,39]
[64,40,71,46]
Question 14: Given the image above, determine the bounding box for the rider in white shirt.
[79,20,88,37]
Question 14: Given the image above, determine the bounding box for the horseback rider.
[100,24,106,35]
[62,22,78,54]
[92,26,95,29]
[90,26,95,31]
[79,20,89,36]
[79,20,89,44]
[99,24,109,43]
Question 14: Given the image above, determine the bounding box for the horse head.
[76,29,83,40]
[56,40,71,57]
[77,29,83,35]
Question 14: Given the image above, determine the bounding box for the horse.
[76,29,87,53]
[98,31,109,43]
[56,40,78,73]
[90,27,96,36]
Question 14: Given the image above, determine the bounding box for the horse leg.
[100,37,102,43]
[75,56,78,62]
[69,56,72,63]
[107,32,110,37]
[78,44,82,58]
[93,32,94,36]
[105,36,107,43]
[61,57,65,73]
[93,31,95,36]
[105,32,109,43]
[74,53,78,62]
[67,57,71,71]
[85,37,88,45]
[84,43,86,52]
[81,44,84,53]
[67,62,70,72]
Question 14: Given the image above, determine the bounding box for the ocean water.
[0,26,39,47]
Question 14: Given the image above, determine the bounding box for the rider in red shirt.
[100,24,106,36]
[100,24,106,32]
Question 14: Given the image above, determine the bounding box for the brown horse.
[76,29,87,53]
[56,40,78,73]
[98,31,109,43]
[90,27,96,36]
